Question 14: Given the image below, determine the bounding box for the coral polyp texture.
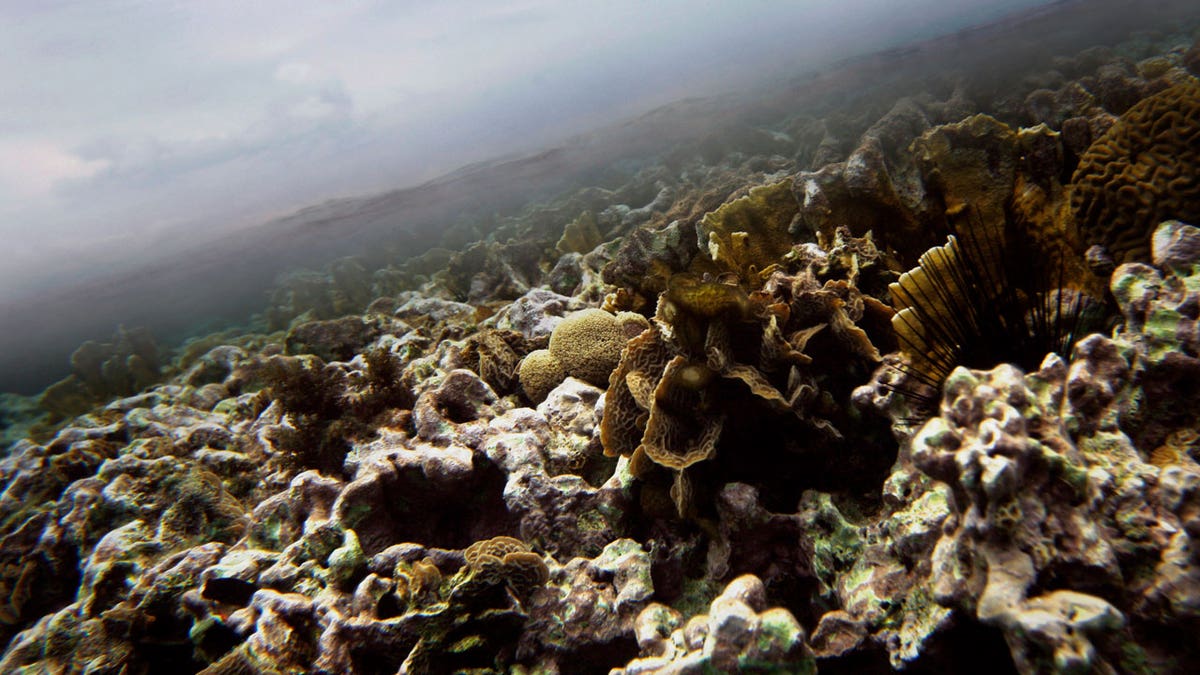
[1070,81,1200,265]
[517,308,649,403]
[5,18,1200,675]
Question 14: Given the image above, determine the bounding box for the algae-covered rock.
[616,574,813,674]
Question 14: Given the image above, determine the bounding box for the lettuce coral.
[693,179,799,285]
[601,223,895,517]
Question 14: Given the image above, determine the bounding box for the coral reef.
[37,326,163,425]
[6,21,1200,675]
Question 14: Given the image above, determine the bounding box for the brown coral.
[601,228,896,517]
[600,325,673,460]
[37,326,163,425]
[517,349,567,404]
[460,329,532,395]
[692,179,798,285]
[461,535,549,598]
[1070,81,1200,265]
[556,210,604,255]
[518,309,648,403]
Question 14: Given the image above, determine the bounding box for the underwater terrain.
[4,3,1200,674]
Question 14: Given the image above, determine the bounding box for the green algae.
[803,493,864,598]
[890,586,952,668]
[326,529,366,587]
[672,577,724,619]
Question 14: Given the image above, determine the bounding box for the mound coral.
[1070,81,1200,265]
[12,21,1200,675]
[518,308,648,403]
[548,308,635,386]
[517,349,566,403]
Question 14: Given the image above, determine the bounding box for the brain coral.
[549,309,646,388]
[518,349,567,403]
[519,309,648,403]
[1070,81,1200,264]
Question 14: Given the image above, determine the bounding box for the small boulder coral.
[518,349,567,403]
[518,309,648,403]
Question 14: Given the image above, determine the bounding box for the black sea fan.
[886,210,1105,416]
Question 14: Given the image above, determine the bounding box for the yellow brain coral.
[549,308,646,387]
[1070,81,1200,264]
[519,309,649,403]
[517,349,566,403]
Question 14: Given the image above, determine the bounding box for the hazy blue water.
[1,0,1197,439]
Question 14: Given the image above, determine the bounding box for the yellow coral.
[694,180,799,285]
[1070,81,1200,264]
[548,308,630,387]
[517,349,565,404]
[556,210,604,255]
